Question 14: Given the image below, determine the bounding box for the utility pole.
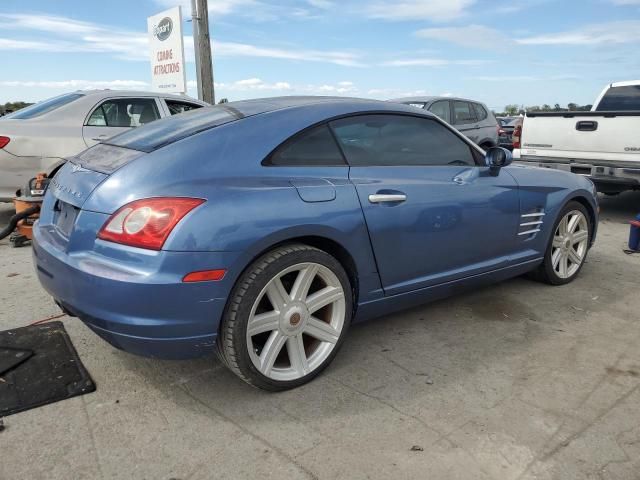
[191,0,215,104]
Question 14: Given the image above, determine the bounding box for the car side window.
[453,101,477,125]
[428,100,451,123]
[166,100,203,115]
[330,114,477,167]
[267,124,346,166]
[472,103,488,122]
[86,98,160,127]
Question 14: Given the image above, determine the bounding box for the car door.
[331,114,520,296]
[452,101,479,143]
[472,102,497,146]
[427,100,452,124]
[82,97,162,147]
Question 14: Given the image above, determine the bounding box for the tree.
[504,104,519,116]
[0,101,33,116]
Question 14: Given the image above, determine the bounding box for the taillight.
[98,197,205,250]
[512,124,522,149]
[0,136,10,149]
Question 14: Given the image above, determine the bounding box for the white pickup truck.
[513,80,640,195]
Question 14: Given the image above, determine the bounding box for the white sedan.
[0,90,208,201]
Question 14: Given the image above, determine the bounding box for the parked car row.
[392,96,500,150]
[497,116,519,150]
[0,90,207,201]
[0,91,502,201]
[513,80,640,194]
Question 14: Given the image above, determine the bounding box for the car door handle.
[453,176,466,185]
[92,135,108,141]
[368,193,407,203]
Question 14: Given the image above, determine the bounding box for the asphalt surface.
[1,192,639,480]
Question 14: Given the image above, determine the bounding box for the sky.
[0,0,639,110]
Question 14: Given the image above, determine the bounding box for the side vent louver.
[518,209,545,237]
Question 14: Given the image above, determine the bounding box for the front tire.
[218,244,352,391]
[530,201,591,285]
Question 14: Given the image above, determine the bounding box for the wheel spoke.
[572,230,588,244]
[304,317,339,344]
[306,286,343,314]
[551,248,562,270]
[559,252,569,277]
[567,214,580,234]
[286,335,309,376]
[568,248,583,265]
[266,276,290,312]
[290,264,319,302]
[558,215,569,236]
[247,310,280,337]
[259,330,286,375]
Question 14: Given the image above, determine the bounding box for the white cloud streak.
[382,58,489,67]
[516,21,640,45]
[415,25,508,49]
[367,0,476,21]
[0,80,150,89]
[0,13,363,66]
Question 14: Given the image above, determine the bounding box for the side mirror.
[485,147,513,169]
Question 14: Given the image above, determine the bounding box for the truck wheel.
[217,244,352,391]
[530,201,591,285]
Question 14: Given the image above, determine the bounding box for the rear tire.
[217,244,352,391]
[529,201,591,285]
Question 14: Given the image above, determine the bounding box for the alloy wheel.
[246,262,346,381]
[551,210,589,279]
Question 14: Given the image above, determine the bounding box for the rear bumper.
[32,222,235,360]
[515,155,640,192]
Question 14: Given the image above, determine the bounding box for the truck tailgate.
[518,113,640,164]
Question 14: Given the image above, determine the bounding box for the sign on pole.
[147,6,187,94]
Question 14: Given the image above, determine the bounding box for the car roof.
[224,96,404,116]
[74,89,208,104]
[104,96,437,153]
[389,96,486,105]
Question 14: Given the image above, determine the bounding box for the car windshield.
[104,106,239,152]
[3,92,84,119]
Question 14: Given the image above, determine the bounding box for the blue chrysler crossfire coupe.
[33,97,598,390]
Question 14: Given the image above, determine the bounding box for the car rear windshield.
[3,92,84,119]
[103,106,240,152]
[596,85,640,111]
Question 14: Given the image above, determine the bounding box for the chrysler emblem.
[70,163,91,174]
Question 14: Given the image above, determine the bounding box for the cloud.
[367,0,476,21]
[471,74,581,82]
[154,0,314,22]
[415,25,508,49]
[0,80,150,89]
[307,0,334,8]
[154,0,259,16]
[213,41,364,66]
[0,38,73,52]
[381,58,489,67]
[0,13,364,66]
[516,21,640,45]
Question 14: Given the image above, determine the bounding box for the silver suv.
[390,96,499,150]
